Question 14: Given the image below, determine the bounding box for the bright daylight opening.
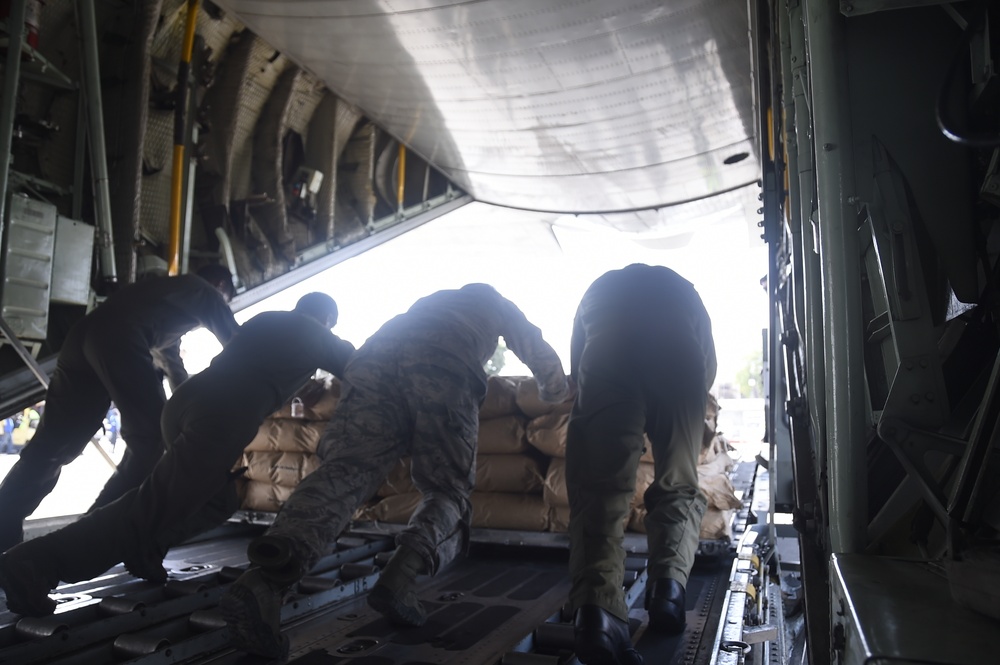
[7,200,769,520]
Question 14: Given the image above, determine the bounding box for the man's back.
[369,283,567,401]
[81,274,237,350]
[572,264,717,388]
[187,310,354,422]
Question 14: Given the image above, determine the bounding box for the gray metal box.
[51,216,94,306]
[1,195,57,340]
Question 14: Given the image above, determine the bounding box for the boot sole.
[367,584,426,627]
[219,582,289,659]
[574,633,618,665]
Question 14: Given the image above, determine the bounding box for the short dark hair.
[195,264,237,300]
[294,292,338,327]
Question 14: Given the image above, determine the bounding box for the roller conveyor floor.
[0,532,735,665]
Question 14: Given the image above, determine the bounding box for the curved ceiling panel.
[217,0,757,215]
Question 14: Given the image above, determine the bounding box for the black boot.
[645,578,686,634]
[367,545,427,627]
[573,605,643,665]
[220,535,305,658]
[220,567,291,659]
[0,540,60,616]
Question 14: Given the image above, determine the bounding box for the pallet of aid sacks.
[236,376,742,541]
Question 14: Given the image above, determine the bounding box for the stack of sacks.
[528,407,653,533]
[241,377,740,543]
[238,378,339,512]
[356,376,561,530]
[695,430,741,540]
[628,396,741,540]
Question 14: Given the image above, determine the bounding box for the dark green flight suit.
[1,310,354,588]
[266,283,569,577]
[0,274,239,553]
[566,264,717,621]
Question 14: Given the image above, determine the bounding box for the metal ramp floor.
[0,529,735,665]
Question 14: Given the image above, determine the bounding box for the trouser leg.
[267,375,405,573]
[121,416,254,564]
[566,366,645,622]
[91,350,168,509]
[17,491,134,584]
[0,361,108,549]
[402,366,480,575]
[644,382,707,586]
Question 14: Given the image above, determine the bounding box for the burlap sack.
[549,504,571,533]
[244,420,326,453]
[706,393,719,431]
[528,413,654,463]
[699,507,734,540]
[242,480,294,512]
[376,453,545,497]
[515,378,573,418]
[543,457,569,507]
[476,454,545,494]
[699,449,735,477]
[242,451,320,488]
[472,492,549,530]
[527,412,569,458]
[480,376,520,419]
[376,458,415,497]
[357,492,422,524]
[698,472,742,510]
[477,415,529,454]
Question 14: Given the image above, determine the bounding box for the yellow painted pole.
[168,0,201,275]
[396,143,406,210]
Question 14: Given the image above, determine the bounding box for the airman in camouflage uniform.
[566,264,716,665]
[222,283,569,659]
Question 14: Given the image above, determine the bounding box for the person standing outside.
[566,264,717,665]
[0,418,13,455]
[221,283,570,659]
[106,407,121,452]
[0,264,240,553]
[0,293,355,616]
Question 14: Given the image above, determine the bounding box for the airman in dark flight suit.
[0,293,355,617]
[221,283,569,659]
[567,264,717,665]
[0,265,240,553]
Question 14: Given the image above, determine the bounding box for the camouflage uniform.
[566,264,717,622]
[0,274,239,553]
[266,284,569,575]
[0,310,354,588]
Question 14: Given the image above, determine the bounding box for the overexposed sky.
[184,201,769,388]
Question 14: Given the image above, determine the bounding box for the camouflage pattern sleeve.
[498,298,569,403]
